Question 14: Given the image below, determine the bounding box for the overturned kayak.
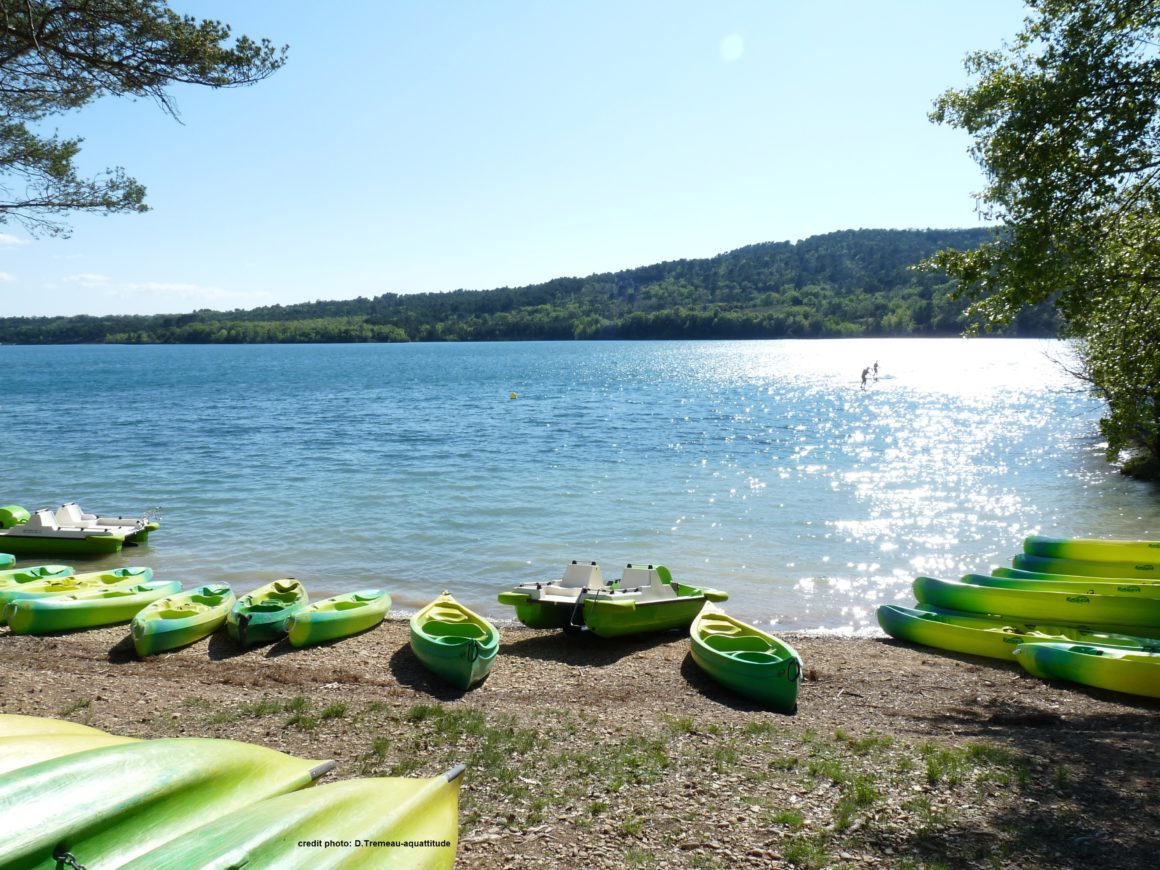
[1023,534,1160,564]
[411,591,499,690]
[690,604,802,712]
[962,572,1160,599]
[878,604,1160,661]
[0,737,334,869]
[1013,642,1160,699]
[4,579,182,635]
[993,566,1160,584]
[0,713,109,738]
[0,566,153,611]
[912,575,1160,631]
[226,578,308,647]
[120,765,464,870]
[287,587,392,648]
[0,552,12,569]
[0,732,139,777]
[1013,553,1160,579]
[131,583,236,656]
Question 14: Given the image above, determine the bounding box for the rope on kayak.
[52,846,87,870]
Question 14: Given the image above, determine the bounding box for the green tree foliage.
[927,0,1160,473]
[0,229,1060,345]
[0,0,286,235]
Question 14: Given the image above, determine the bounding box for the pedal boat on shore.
[0,503,157,557]
[499,561,728,637]
[689,604,802,712]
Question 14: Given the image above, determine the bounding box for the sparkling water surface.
[3,339,1157,634]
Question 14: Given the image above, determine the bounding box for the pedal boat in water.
[410,591,499,690]
[499,561,728,637]
[1013,642,1160,699]
[0,567,153,613]
[131,583,236,657]
[226,579,308,647]
[689,604,802,712]
[287,587,392,648]
[876,603,1160,661]
[3,579,182,635]
[0,503,156,557]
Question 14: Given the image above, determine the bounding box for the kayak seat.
[427,622,486,640]
[272,581,301,595]
[331,600,365,611]
[248,601,293,613]
[704,635,773,654]
[732,651,781,665]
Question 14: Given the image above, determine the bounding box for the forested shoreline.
[0,228,1058,344]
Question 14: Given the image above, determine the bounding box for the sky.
[0,1,1029,318]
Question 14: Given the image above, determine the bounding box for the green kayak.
[0,737,335,869]
[689,604,802,712]
[962,572,1160,599]
[0,563,74,590]
[1013,553,1160,579]
[1023,534,1160,564]
[410,591,499,690]
[878,604,1160,661]
[912,575,1160,631]
[131,583,236,657]
[119,765,465,869]
[226,578,309,647]
[993,566,1160,584]
[0,713,110,738]
[287,587,392,648]
[3,579,182,635]
[0,732,139,777]
[0,552,13,569]
[0,566,153,610]
[1014,642,1160,699]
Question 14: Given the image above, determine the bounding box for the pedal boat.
[0,503,156,557]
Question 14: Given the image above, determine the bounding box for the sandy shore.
[2,617,1157,869]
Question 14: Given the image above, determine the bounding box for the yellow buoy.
[509,392,518,400]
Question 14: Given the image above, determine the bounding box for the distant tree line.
[0,229,1059,345]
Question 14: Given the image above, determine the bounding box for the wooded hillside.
[0,228,1058,343]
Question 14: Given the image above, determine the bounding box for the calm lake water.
[2,339,1157,634]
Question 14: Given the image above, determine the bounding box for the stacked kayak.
[3,579,182,635]
[877,604,1159,662]
[689,604,802,712]
[1022,534,1160,564]
[1013,643,1160,699]
[0,566,153,611]
[288,587,392,648]
[1,715,464,869]
[1013,553,1159,579]
[227,578,308,647]
[411,591,499,689]
[131,583,236,656]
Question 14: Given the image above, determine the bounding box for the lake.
[2,338,1156,634]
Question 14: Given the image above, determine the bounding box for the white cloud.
[63,272,114,288]
[0,233,29,246]
[0,271,15,282]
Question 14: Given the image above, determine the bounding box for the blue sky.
[0,1,1028,318]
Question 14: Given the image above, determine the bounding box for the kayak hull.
[1013,553,1160,580]
[3,580,183,634]
[878,604,1160,661]
[119,766,464,870]
[689,605,802,712]
[1013,642,1160,699]
[131,584,236,656]
[287,588,391,648]
[410,592,499,690]
[226,579,308,647]
[1023,535,1160,564]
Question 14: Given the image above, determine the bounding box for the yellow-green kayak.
[119,765,464,869]
[0,566,153,611]
[226,578,309,647]
[1023,534,1160,564]
[1013,553,1160,579]
[689,604,802,712]
[287,587,391,648]
[0,732,139,776]
[0,564,74,590]
[878,604,1160,661]
[3,580,182,635]
[962,572,1160,599]
[410,591,499,689]
[1013,642,1160,699]
[131,583,236,657]
[0,714,109,738]
[0,737,334,869]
